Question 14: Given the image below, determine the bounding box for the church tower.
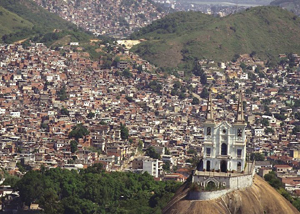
[201,90,247,172]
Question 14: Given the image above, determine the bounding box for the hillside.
[163,175,300,214]
[0,6,33,38]
[0,0,91,44]
[130,6,300,69]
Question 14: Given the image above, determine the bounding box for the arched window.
[207,127,211,136]
[206,160,211,171]
[221,143,227,155]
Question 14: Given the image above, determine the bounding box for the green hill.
[0,0,91,44]
[0,6,33,38]
[130,6,300,69]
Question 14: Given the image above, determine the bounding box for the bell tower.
[202,89,216,171]
[232,90,247,172]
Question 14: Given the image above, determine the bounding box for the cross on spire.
[236,90,245,123]
[206,89,214,122]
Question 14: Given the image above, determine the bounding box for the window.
[237,128,242,137]
[237,149,242,158]
[207,127,211,136]
[221,143,227,155]
[206,148,211,157]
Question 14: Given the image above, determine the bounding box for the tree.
[295,113,300,120]
[200,73,207,85]
[120,123,129,140]
[178,92,186,100]
[57,85,68,101]
[60,107,69,116]
[200,87,209,99]
[87,112,95,119]
[68,124,89,140]
[232,54,240,62]
[122,69,132,78]
[85,163,104,173]
[292,126,300,135]
[173,81,181,90]
[265,127,274,135]
[250,51,256,58]
[240,62,247,70]
[146,146,160,159]
[162,162,170,171]
[148,80,162,94]
[245,88,252,95]
[70,140,78,153]
[15,170,44,206]
[264,171,284,189]
[14,166,181,214]
[250,153,265,161]
[165,147,170,155]
[261,118,269,127]
[191,97,199,105]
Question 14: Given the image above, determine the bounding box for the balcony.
[216,155,231,159]
[233,141,245,146]
[203,141,213,145]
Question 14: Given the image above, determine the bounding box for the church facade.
[201,90,247,172]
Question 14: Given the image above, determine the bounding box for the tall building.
[201,90,247,172]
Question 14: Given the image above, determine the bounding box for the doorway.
[220,160,227,172]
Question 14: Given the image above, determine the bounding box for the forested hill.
[0,0,91,44]
[130,6,300,69]
[12,165,180,213]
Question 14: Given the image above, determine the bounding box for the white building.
[143,158,161,178]
[253,128,264,137]
[201,91,247,172]
[10,111,20,118]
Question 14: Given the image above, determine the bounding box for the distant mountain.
[130,6,300,69]
[31,0,169,38]
[0,0,91,45]
[270,0,300,15]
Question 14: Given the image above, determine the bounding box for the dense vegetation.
[14,165,180,214]
[131,6,300,69]
[264,171,300,211]
[0,0,91,44]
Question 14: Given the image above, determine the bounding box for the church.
[200,90,247,173]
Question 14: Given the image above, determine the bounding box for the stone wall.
[189,172,255,200]
[188,188,233,200]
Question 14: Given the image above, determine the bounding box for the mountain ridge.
[130,6,300,69]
